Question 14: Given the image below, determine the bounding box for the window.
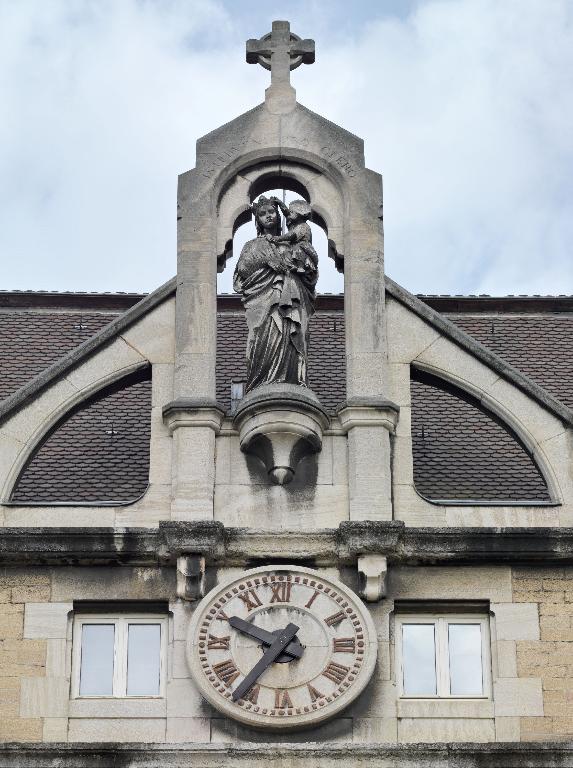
[72,614,167,698]
[396,615,490,698]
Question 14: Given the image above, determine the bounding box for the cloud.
[0,0,572,295]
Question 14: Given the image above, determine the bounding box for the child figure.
[268,197,319,278]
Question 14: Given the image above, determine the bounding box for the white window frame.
[395,614,491,699]
[72,614,167,699]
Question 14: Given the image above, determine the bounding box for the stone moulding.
[1,742,573,768]
[162,398,226,433]
[2,521,573,566]
[337,397,400,433]
[233,383,330,485]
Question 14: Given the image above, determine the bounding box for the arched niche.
[216,160,345,274]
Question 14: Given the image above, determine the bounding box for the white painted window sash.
[72,614,167,699]
[396,614,490,700]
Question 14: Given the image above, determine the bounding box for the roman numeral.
[274,689,293,708]
[332,637,356,653]
[307,683,324,703]
[325,610,346,627]
[322,662,350,685]
[207,634,230,650]
[305,590,320,609]
[217,610,229,622]
[270,581,291,603]
[212,659,240,686]
[238,589,263,612]
[243,684,260,704]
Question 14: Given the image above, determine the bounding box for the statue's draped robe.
[233,237,317,392]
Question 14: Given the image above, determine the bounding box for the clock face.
[186,565,377,730]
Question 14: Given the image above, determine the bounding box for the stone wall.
[0,569,50,741]
[514,567,573,741]
[4,563,573,744]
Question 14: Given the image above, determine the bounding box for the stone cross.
[246,20,315,88]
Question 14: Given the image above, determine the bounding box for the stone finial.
[246,20,315,113]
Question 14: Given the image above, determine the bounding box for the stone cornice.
[1,521,573,567]
[1,742,573,768]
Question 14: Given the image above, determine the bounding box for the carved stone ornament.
[233,384,329,485]
[186,565,377,731]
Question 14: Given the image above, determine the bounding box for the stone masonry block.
[495,717,521,741]
[0,717,42,742]
[10,585,51,603]
[171,600,194,642]
[389,566,512,602]
[166,678,205,718]
[0,603,24,639]
[68,717,166,743]
[165,717,210,743]
[69,698,166,719]
[0,569,51,588]
[43,718,68,742]
[171,640,191,679]
[0,678,20,717]
[24,602,72,639]
[20,676,70,718]
[51,567,174,602]
[121,299,175,364]
[494,603,540,641]
[352,717,397,743]
[495,640,518,678]
[494,678,544,717]
[0,638,46,677]
[398,717,495,743]
[46,639,68,677]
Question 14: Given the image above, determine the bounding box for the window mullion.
[115,618,127,697]
[437,618,449,697]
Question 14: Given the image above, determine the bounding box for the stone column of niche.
[233,384,329,486]
[337,399,399,521]
[169,138,220,520]
[163,400,225,521]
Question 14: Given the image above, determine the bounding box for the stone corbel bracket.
[176,554,206,601]
[357,554,388,602]
[233,384,330,485]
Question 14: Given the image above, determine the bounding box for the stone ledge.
[2,521,573,566]
[1,742,573,768]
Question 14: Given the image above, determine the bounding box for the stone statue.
[233,195,319,392]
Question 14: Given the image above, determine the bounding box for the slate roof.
[2,290,571,505]
[11,369,151,504]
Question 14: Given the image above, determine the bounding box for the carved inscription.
[320,146,356,177]
[200,135,262,179]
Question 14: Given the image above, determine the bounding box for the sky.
[1,0,572,296]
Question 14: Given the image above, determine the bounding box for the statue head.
[252,196,281,236]
[287,199,312,222]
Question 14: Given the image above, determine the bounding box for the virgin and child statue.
[233,195,319,393]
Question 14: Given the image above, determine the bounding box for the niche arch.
[410,366,556,505]
[216,159,346,274]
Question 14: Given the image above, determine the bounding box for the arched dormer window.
[10,367,151,505]
[410,368,551,503]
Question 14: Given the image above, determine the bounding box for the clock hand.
[229,616,303,659]
[231,622,300,702]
